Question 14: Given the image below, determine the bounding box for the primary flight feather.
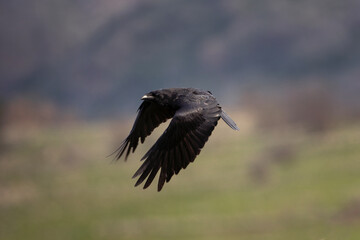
[115,88,239,191]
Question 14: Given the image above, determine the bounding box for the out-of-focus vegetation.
[1,83,360,239]
[1,116,360,240]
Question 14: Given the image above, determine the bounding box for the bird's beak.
[141,94,154,100]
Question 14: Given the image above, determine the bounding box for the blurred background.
[1,0,360,239]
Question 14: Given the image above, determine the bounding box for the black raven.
[115,88,239,191]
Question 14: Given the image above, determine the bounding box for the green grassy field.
[1,122,360,240]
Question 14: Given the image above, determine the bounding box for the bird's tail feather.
[221,110,239,130]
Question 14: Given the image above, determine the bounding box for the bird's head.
[141,89,176,107]
[141,90,166,104]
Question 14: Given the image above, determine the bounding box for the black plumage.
[115,88,239,191]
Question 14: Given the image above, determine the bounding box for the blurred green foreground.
[1,120,360,240]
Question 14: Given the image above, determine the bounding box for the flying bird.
[115,88,239,191]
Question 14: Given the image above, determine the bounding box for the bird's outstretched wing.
[133,101,222,191]
[115,101,175,160]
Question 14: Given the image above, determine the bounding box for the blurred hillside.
[1,0,360,117]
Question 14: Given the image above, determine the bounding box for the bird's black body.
[115,88,239,191]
